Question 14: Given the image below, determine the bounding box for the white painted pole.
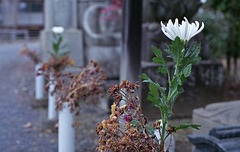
[35,63,45,100]
[154,119,175,152]
[58,102,75,152]
[48,76,57,120]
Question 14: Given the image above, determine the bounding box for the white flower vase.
[48,76,57,120]
[58,102,75,152]
[154,119,175,152]
[35,63,45,100]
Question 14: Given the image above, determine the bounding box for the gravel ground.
[0,41,59,152]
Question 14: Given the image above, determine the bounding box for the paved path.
[0,41,109,152]
[0,42,58,152]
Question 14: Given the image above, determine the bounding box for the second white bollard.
[58,102,75,152]
[35,63,45,100]
[48,79,57,120]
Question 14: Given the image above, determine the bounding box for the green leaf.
[57,36,63,47]
[189,56,202,64]
[168,37,185,63]
[148,83,161,107]
[139,73,149,80]
[57,51,70,58]
[158,65,169,74]
[190,44,201,58]
[152,46,166,65]
[47,50,55,57]
[140,73,166,106]
[169,123,201,130]
[61,44,68,49]
[146,124,154,135]
[185,42,197,57]
[169,77,178,96]
[53,43,58,53]
[131,119,138,128]
[183,64,192,78]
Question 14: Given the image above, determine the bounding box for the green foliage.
[130,119,154,135]
[48,34,70,58]
[195,9,229,59]
[152,46,169,74]
[140,37,202,145]
[207,0,240,59]
[169,123,201,131]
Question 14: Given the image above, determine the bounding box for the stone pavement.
[0,41,58,152]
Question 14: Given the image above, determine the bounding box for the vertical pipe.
[35,63,45,100]
[120,0,142,106]
[48,76,57,120]
[58,102,75,152]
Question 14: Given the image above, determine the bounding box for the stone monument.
[40,0,84,67]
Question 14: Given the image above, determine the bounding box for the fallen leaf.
[44,129,53,134]
[23,122,32,129]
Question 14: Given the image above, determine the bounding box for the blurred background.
[0,0,240,151]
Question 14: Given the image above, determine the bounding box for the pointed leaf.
[152,46,166,65]
[158,65,169,74]
[169,123,201,130]
[183,64,192,78]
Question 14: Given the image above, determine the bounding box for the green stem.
[161,115,167,150]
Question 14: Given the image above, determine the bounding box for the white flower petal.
[180,21,186,39]
[52,26,64,34]
[161,17,204,41]
[183,17,190,41]
[161,21,175,40]
[186,24,194,41]
[161,27,174,40]
[173,18,181,37]
[168,19,179,39]
[190,22,204,39]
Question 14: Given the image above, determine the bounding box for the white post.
[58,102,75,152]
[35,63,45,100]
[154,119,175,152]
[48,76,57,120]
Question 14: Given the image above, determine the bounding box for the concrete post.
[120,0,142,83]
[48,76,57,120]
[120,0,142,106]
[44,0,53,30]
[35,63,45,100]
[58,102,75,152]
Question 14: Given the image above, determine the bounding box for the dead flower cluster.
[19,46,41,64]
[96,80,175,152]
[55,60,107,115]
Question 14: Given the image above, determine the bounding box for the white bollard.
[154,119,175,152]
[58,102,75,152]
[48,76,57,120]
[35,63,45,100]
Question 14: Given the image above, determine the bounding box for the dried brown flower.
[96,80,159,152]
[20,46,41,64]
[54,60,107,115]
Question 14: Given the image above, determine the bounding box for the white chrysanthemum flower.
[52,26,64,34]
[161,17,204,42]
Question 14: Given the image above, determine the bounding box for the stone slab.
[86,46,121,78]
[40,28,84,67]
[193,100,240,134]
